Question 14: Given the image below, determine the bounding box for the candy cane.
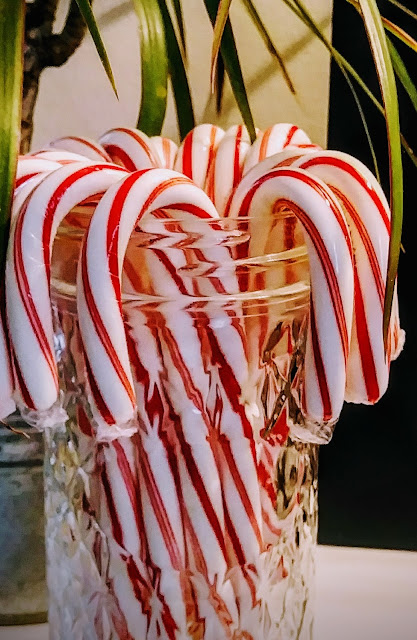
[77,168,221,431]
[228,167,354,429]
[77,169,245,628]
[174,124,225,189]
[243,123,317,175]
[151,136,178,169]
[99,127,160,171]
[1,155,77,419]
[16,156,62,189]
[124,309,240,635]
[30,149,91,163]
[123,206,264,558]
[206,124,254,216]
[46,135,112,162]
[129,208,268,621]
[6,162,128,414]
[292,150,404,404]
[77,168,264,610]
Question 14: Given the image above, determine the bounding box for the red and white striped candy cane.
[1,155,80,419]
[78,171,244,630]
[16,156,62,190]
[99,127,160,171]
[206,124,254,216]
[292,150,404,404]
[6,162,128,414]
[151,136,178,169]
[131,211,268,626]
[46,135,112,162]
[77,169,221,431]
[243,123,317,175]
[124,309,240,635]
[174,124,225,189]
[30,149,91,163]
[14,156,74,222]
[228,167,354,428]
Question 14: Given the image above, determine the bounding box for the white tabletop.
[1,545,417,640]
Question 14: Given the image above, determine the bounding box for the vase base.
[0,612,48,626]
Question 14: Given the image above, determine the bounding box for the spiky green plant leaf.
[0,0,24,273]
[385,0,417,22]
[382,17,417,53]
[241,0,295,94]
[211,0,233,87]
[75,0,117,97]
[133,0,168,135]
[284,0,417,171]
[283,0,379,176]
[204,0,256,141]
[215,54,226,113]
[170,0,187,55]
[357,0,403,345]
[157,0,195,138]
[388,37,417,113]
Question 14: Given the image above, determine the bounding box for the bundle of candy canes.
[0,123,404,638]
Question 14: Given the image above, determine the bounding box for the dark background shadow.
[319,0,417,550]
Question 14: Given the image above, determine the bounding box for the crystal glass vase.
[44,211,322,639]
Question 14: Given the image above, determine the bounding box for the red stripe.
[207,126,218,179]
[14,201,58,390]
[328,186,384,305]
[352,267,380,402]
[43,164,125,283]
[12,348,35,409]
[238,168,351,361]
[162,201,213,219]
[103,144,138,171]
[149,320,229,559]
[259,127,273,161]
[181,129,194,179]
[15,172,38,189]
[309,300,332,420]
[162,137,171,167]
[84,352,115,424]
[291,200,350,362]
[117,128,156,162]
[106,172,142,311]
[136,436,183,568]
[81,238,136,413]
[301,155,391,233]
[283,124,299,147]
[233,125,243,188]
[60,136,112,161]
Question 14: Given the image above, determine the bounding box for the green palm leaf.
[204,0,256,142]
[357,0,403,345]
[241,0,295,94]
[170,0,187,55]
[157,0,195,138]
[75,0,117,96]
[0,0,24,273]
[386,0,417,22]
[133,0,168,135]
[388,37,417,113]
[284,0,417,171]
[211,0,233,87]
[382,17,417,53]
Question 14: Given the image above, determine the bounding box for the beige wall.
[32,0,333,150]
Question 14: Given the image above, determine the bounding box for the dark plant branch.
[42,0,87,67]
[21,0,88,153]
